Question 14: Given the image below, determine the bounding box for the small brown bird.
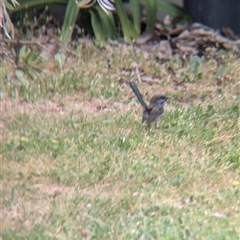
[129,82,168,128]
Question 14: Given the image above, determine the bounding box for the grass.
[0,41,239,239]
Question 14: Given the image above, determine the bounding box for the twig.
[135,67,142,83]
[141,77,160,84]
[2,38,48,47]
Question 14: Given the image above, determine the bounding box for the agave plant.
[6,0,182,45]
[74,0,179,44]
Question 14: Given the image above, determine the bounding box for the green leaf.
[89,9,105,44]
[139,0,183,18]
[94,6,116,39]
[89,6,116,46]
[115,0,138,43]
[157,0,183,16]
[129,0,140,35]
[145,0,157,30]
[54,52,66,69]
[60,0,79,45]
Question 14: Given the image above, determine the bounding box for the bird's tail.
[129,82,148,110]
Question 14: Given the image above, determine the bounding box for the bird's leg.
[146,123,151,133]
[154,121,159,129]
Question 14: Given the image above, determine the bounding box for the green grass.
[1,42,239,239]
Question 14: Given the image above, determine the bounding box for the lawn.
[1,41,239,239]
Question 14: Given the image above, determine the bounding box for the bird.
[129,81,168,128]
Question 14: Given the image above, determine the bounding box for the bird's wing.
[146,107,164,125]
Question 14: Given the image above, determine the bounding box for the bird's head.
[149,95,168,108]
